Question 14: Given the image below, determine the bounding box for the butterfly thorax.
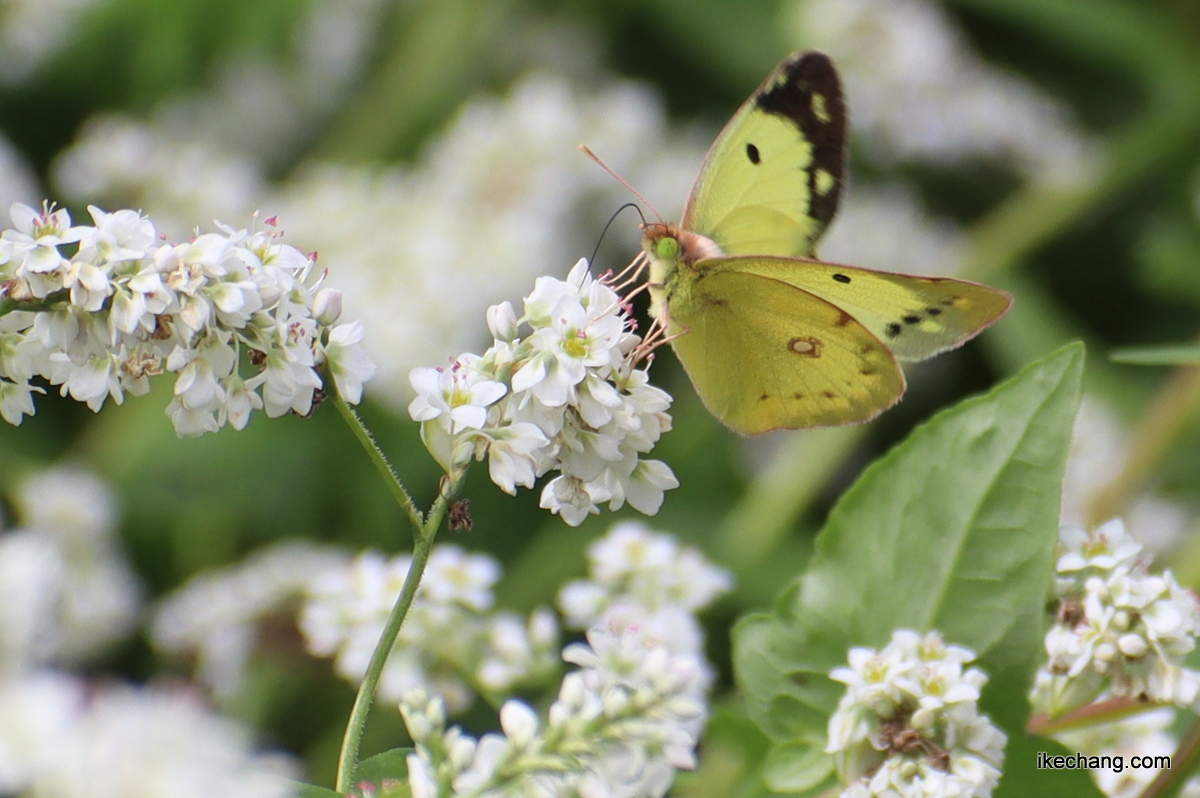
[642,224,725,324]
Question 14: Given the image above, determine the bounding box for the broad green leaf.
[673,707,775,798]
[1110,342,1200,365]
[762,738,835,793]
[354,746,412,783]
[993,715,1106,798]
[734,343,1085,751]
[291,782,343,798]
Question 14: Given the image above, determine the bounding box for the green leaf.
[994,726,1106,798]
[1109,343,1200,365]
[290,782,343,798]
[762,738,835,793]
[734,342,1085,748]
[353,746,412,783]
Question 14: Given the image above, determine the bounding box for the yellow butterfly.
[642,51,1011,435]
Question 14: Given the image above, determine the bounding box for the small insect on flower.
[826,630,1006,798]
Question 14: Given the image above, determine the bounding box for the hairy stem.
[333,393,424,532]
[333,465,466,793]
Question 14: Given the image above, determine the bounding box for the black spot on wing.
[832,273,851,284]
[903,314,921,325]
[746,143,761,164]
[754,52,846,243]
[926,307,942,316]
[886,322,902,338]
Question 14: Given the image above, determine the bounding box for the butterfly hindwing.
[681,51,846,259]
[708,257,1013,363]
[667,264,905,434]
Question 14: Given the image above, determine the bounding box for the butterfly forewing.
[681,52,847,259]
[708,257,1013,363]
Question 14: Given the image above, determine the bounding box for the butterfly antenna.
[589,202,644,268]
[579,145,664,223]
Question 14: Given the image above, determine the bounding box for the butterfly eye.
[655,236,681,262]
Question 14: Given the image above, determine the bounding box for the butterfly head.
[641,223,724,269]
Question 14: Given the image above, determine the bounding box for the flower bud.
[313,288,344,325]
[487,301,519,341]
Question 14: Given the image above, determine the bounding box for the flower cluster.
[0,673,297,798]
[151,540,350,699]
[0,467,141,670]
[54,72,701,409]
[826,630,1007,798]
[558,521,732,660]
[1031,519,1200,717]
[0,202,374,435]
[408,259,677,525]
[402,617,708,798]
[299,545,560,712]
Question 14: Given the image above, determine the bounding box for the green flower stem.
[333,465,466,793]
[1086,360,1200,526]
[1027,696,1151,736]
[333,393,424,532]
[332,390,468,791]
[1142,716,1200,798]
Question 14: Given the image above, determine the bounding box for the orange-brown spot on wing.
[835,310,853,327]
[789,336,823,357]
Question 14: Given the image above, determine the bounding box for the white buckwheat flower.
[0,467,142,671]
[0,204,374,435]
[401,617,708,798]
[1032,519,1200,717]
[8,677,298,798]
[150,541,349,698]
[407,259,678,525]
[827,630,1006,798]
[299,545,559,712]
[557,522,732,670]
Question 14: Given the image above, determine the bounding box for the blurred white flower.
[54,117,266,241]
[0,0,102,85]
[1062,396,1191,554]
[1054,708,1182,798]
[0,135,40,209]
[300,546,559,712]
[792,0,1100,186]
[0,467,141,671]
[821,182,966,277]
[151,540,350,698]
[54,73,703,412]
[0,670,82,792]
[557,522,732,668]
[5,676,299,798]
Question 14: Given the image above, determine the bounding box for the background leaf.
[734,342,1087,793]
